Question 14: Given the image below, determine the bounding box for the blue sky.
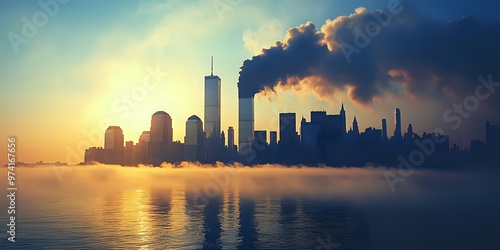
[1,0,499,164]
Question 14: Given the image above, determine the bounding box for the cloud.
[236,1,500,110]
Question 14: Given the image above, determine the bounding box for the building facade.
[104,126,124,164]
[149,111,173,165]
[184,115,205,161]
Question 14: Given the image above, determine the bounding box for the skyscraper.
[185,115,203,145]
[228,127,234,151]
[125,141,134,166]
[105,126,124,164]
[254,130,267,146]
[204,57,221,139]
[279,113,300,164]
[269,131,277,145]
[239,96,254,157]
[381,119,388,142]
[205,57,223,163]
[149,111,173,165]
[340,103,346,134]
[150,111,173,143]
[352,116,359,135]
[301,116,321,147]
[279,113,298,143]
[311,111,327,123]
[221,131,225,147]
[137,131,150,164]
[184,115,205,161]
[227,126,235,160]
[139,131,150,143]
[394,108,402,140]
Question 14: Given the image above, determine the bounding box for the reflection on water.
[0,183,368,249]
[1,166,500,249]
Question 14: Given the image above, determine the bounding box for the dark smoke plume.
[237,3,500,106]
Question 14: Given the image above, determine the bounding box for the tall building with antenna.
[205,57,222,162]
[204,56,221,139]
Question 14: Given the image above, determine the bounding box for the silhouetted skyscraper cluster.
[84,58,236,165]
[237,105,498,166]
[83,59,500,167]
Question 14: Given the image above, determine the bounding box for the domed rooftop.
[106,126,122,131]
[153,111,170,116]
[188,115,201,121]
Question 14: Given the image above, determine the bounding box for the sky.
[1,0,500,165]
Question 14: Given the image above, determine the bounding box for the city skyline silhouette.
[82,58,500,167]
[2,1,500,249]
[2,0,500,166]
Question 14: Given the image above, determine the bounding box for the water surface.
[0,165,499,249]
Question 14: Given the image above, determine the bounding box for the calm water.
[0,165,499,249]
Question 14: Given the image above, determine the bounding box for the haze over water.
[1,164,499,249]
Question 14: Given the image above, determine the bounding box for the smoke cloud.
[237,2,500,106]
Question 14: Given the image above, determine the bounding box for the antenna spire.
[211,56,213,76]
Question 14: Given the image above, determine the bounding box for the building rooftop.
[188,115,201,121]
[153,111,170,116]
[106,126,122,131]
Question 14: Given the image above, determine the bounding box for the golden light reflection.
[124,189,152,249]
[220,184,240,245]
[167,187,186,233]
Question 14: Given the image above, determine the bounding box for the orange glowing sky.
[1,0,497,165]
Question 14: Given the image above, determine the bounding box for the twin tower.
[204,57,254,161]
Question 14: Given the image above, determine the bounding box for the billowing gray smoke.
[237,2,500,105]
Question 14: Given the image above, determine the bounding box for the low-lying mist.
[2,163,499,204]
[1,163,500,249]
[1,163,391,199]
